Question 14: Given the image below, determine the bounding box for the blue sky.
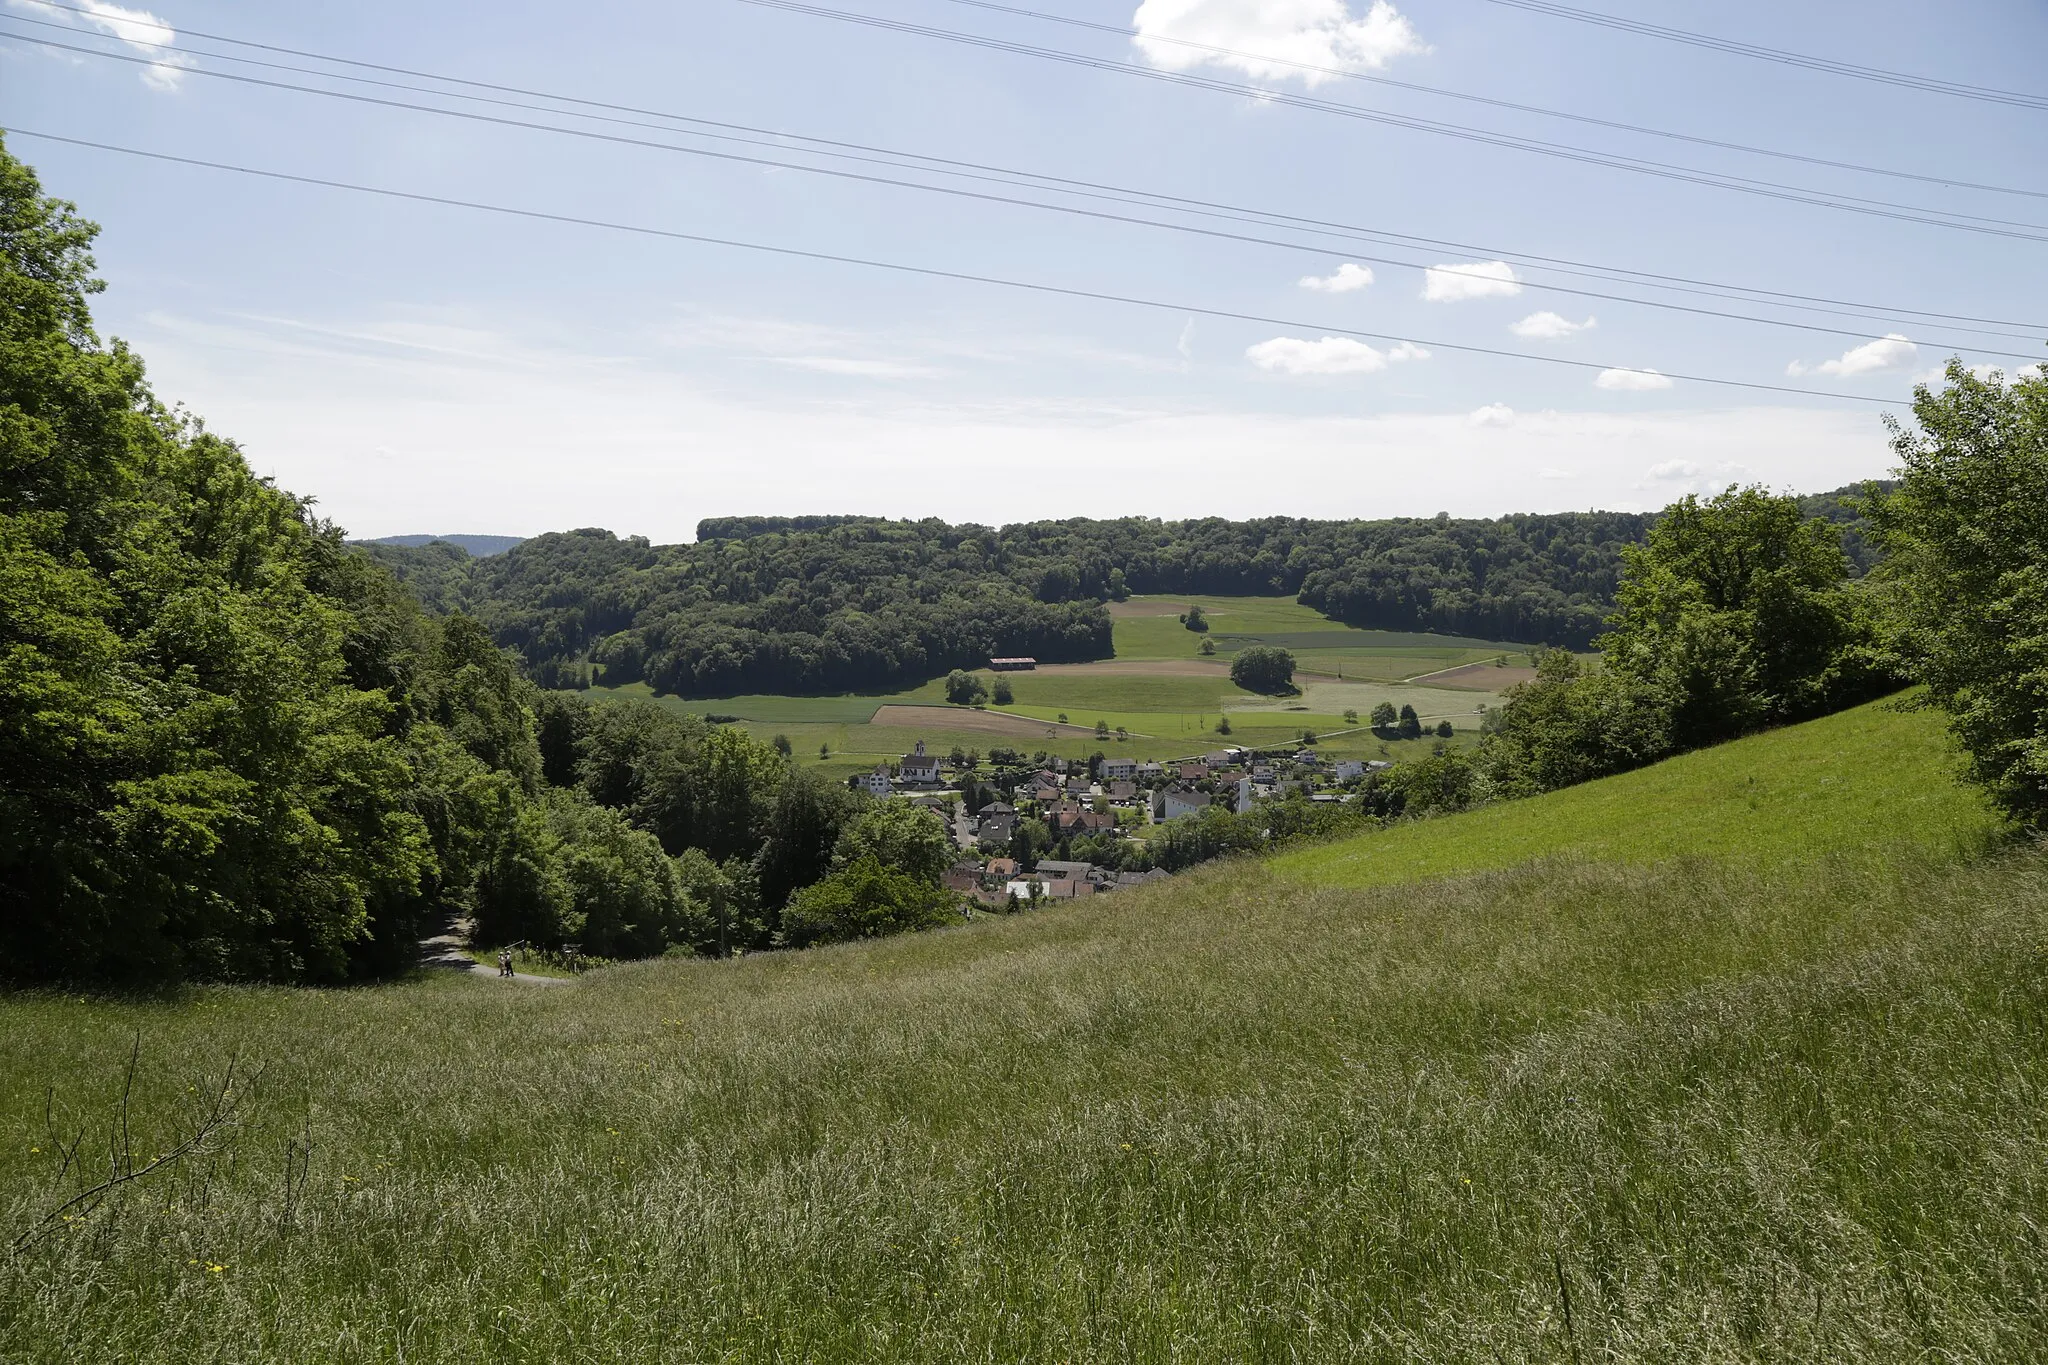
[4,0,2044,539]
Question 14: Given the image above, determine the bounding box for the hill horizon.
[358,480,1888,553]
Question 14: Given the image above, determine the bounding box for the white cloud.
[1298,263,1375,293]
[1510,311,1595,341]
[1247,334,1428,374]
[1912,360,2046,386]
[1595,367,1674,392]
[9,0,192,89]
[1468,403,1515,427]
[129,306,1894,536]
[1423,261,1521,302]
[1646,459,1700,480]
[1131,0,1426,85]
[1787,333,1918,378]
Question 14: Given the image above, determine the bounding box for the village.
[853,731,1394,909]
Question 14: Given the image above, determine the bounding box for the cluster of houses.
[848,735,1402,910]
[942,856,1170,908]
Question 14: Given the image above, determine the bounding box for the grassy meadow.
[585,596,1521,776]
[5,697,2045,1360]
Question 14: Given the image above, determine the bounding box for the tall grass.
[3,836,2045,1360]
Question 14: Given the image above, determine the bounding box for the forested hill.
[362,500,1886,697]
[358,511,1616,697]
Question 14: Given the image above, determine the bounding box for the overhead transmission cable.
[1472,0,2048,112]
[9,0,2041,241]
[718,0,2048,238]
[6,2,2037,336]
[924,0,2048,202]
[1,128,1935,407]
[17,0,2045,204]
[10,26,2041,362]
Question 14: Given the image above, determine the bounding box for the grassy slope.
[8,702,2042,1360]
[1279,695,1995,884]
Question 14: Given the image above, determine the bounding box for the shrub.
[777,855,957,947]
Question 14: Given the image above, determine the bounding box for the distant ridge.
[359,534,524,557]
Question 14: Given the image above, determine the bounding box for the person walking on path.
[498,949,514,978]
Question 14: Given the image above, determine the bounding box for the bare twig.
[11,1045,251,1256]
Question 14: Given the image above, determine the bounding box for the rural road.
[419,919,571,986]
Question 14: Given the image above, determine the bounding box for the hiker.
[498,949,513,978]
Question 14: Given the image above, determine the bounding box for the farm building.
[989,657,1038,671]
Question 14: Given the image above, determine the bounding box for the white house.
[1100,757,1137,782]
[1332,760,1366,782]
[1156,787,1210,822]
[861,766,892,797]
[899,740,943,787]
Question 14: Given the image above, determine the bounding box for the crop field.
[6,697,2043,1361]
[579,598,1516,771]
[1107,594,1518,677]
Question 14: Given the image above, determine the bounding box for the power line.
[3,127,1933,406]
[925,0,2048,202]
[10,27,2041,362]
[1474,0,2048,112]
[722,0,2048,239]
[18,0,2046,206]
[7,2,2035,334]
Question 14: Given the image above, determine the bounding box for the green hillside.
[3,702,2041,1361]
[1278,693,1997,884]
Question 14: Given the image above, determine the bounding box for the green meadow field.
[5,695,2043,1360]
[585,596,1521,774]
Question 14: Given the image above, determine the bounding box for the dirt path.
[419,917,571,986]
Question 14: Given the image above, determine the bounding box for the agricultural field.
[1108,594,1523,681]
[581,597,1524,773]
[7,698,2043,1360]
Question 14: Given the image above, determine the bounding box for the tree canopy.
[1869,362,2048,828]
[1230,646,1296,694]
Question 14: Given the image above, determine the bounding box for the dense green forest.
[366,495,1890,698]
[0,139,931,983]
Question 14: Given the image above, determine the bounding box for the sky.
[3,0,2044,540]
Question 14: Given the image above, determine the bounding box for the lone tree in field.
[946,670,988,706]
[1230,645,1296,693]
[1398,704,1423,740]
[991,676,1014,705]
[1370,701,1399,734]
[1183,604,1209,632]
